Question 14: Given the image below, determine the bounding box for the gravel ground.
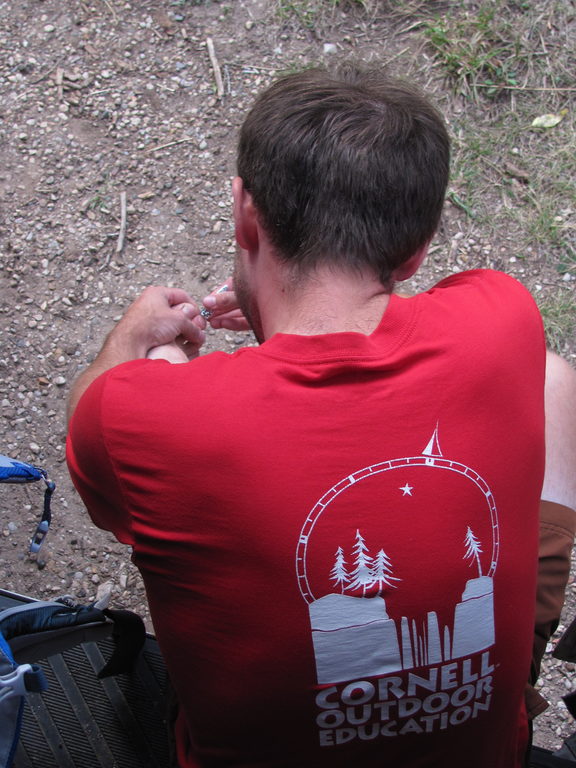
[1,0,575,756]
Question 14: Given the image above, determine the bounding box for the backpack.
[0,455,145,768]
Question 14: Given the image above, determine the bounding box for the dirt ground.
[1,0,575,756]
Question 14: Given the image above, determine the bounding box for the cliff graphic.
[296,427,499,686]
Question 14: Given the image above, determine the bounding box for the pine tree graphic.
[348,530,375,596]
[464,526,483,577]
[329,546,350,593]
[370,548,401,593]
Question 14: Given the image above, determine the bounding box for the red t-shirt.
[67,270,546,767]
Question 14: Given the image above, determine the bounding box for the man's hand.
[114,287,206,355]
[202,279,251,332]
[68,287,205,423]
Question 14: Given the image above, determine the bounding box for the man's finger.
[179,318,206,347]
[202,289,239,316]
[164,287,195,307]
[210,311,251,332]
[171,303,207,335]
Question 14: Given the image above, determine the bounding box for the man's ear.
[392,242,429,282]
[232,176,259,252]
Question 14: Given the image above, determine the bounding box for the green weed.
[276,0,369,29]
[540,291,576,354]
[424,4,524,99]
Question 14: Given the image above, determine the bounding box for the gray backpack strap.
[0,629,47,768]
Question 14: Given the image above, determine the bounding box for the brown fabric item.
[526,500,576,720]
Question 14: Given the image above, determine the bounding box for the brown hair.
[237,64,450,285]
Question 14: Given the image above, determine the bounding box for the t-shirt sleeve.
[432,269,546,355]
[66,370,134,546]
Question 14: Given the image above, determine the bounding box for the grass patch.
[540,290,576,354]
[447,106,576,275]
[276,0,370,29]
[423,0,575,100]
[424,3,526,99]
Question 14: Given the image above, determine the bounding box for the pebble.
[96,581,113,604]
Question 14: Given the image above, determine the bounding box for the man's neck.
[262,267,393,339]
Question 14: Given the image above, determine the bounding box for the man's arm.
[67,286,205,424]
[527,352,576,718]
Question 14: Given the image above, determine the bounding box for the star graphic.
[399,483,414,496]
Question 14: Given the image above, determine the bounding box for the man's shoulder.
[104,349,246,385]
[428,269,540,315]
[77,347,258,417]
[432,268,530,294]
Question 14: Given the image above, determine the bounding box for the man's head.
[237,64,450,287]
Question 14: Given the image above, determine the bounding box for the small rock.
[96,581,113,605]
[323,43,337,55]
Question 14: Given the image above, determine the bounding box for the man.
[66,65,576,767]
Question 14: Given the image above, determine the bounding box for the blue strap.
[0,454,54,554]
[0,455,44,483]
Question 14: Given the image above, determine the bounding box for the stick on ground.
[206,37,225,99]
[116,191,127,255]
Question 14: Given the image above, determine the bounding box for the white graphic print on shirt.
[296,427,497,746]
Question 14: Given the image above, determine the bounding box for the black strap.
[98,609,146,678]
[29,478,55,554]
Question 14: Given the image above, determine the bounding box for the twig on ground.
[100,0,117,20]
[116,191,127,255]
[99,251,112,271]
[145,137,196,154]
[29,61,63,85]
[55,67,64,101]
[382,47,410,67]
[206,37,225,99]
[475,83,576,93]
